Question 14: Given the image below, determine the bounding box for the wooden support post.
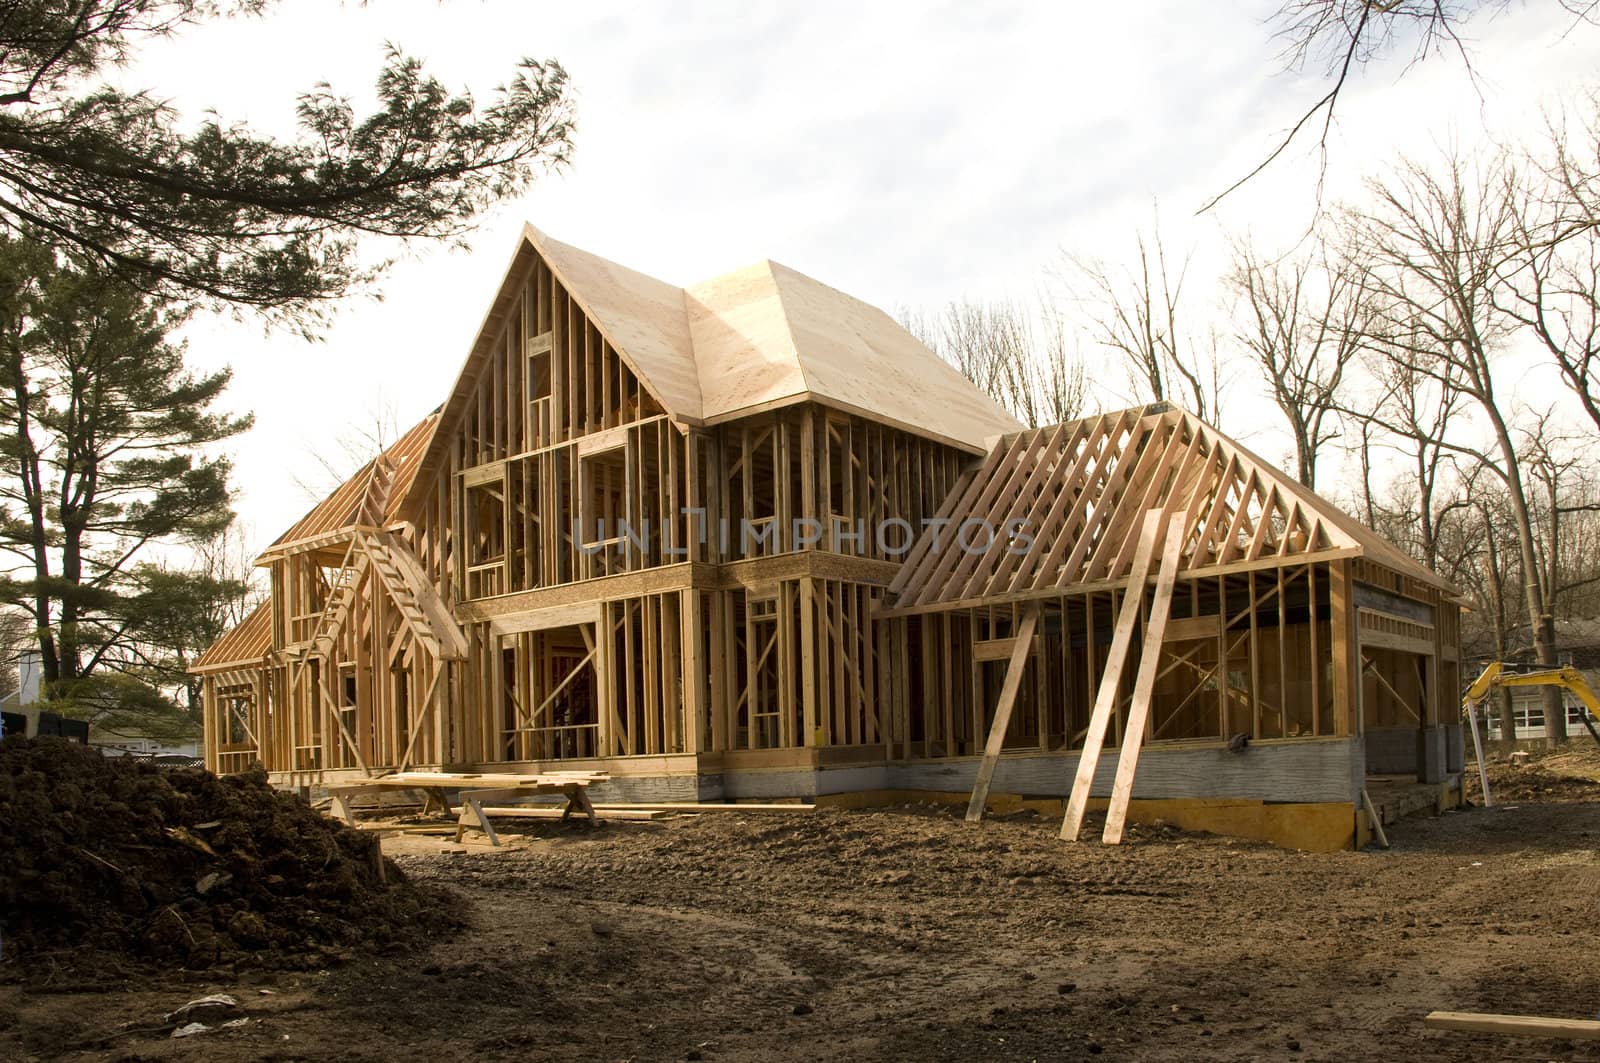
[1102,519,1188,845]
[1061,510,1166,842]
[708,592,728,751]
[681,591,705,755]
[1329,559,1361,738]
[316,665,371,776]
[965,604,1041,823]
[398,663,448,771]
[800,577,817,746]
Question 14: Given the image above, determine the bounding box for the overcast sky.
[122,1,1597,552]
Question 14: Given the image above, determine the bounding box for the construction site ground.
[6,749,1600,1062]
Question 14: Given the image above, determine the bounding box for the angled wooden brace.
[964,603,1042,823]
[1060,509,1168,841]
[1101,517,1190,844]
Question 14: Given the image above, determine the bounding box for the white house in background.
[1477,636,1600,743]
[0,650,199,758]
[0,650,44,737]
[1484,692,1592,742]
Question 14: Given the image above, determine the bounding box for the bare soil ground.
[6,754,1600,1062]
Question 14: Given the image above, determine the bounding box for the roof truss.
[883,405,1400,615]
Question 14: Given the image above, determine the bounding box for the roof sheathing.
[757,261,1021,452]
[684,260,810,424]
[527,225,702,418]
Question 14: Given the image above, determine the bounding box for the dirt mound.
[0,737,455,976]
[1480,747,1600,802]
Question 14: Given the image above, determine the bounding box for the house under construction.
[194,226,1465,851]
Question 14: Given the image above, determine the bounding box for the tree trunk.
[1490,418,1566,744]
[6,363,60,686]
[1481,517,1519,751]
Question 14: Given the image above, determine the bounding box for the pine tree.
[0,2,575,330]
[0,236,250,738]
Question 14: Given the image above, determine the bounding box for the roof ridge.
[758,259,817,398]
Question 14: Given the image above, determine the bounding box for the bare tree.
[1354,339,1474,570]
[1036,306,1092,425]
[1059,222,1226,424]
[1502,94,1600,432]
[1207,0,1597,211]
[1522,421,1600,626]
[1229,234,1371,488]
[291,401,408,505]
[1445,468,1525,745]
[1352,147,1571,741]
[899,299,1089,428]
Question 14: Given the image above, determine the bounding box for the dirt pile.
[0,737,454,975]
[1480,745,1600,802]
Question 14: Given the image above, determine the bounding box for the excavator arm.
[1462,662,1600,746]
[1462,661,1506,705]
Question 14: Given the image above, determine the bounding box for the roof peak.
[518,224,1020,450]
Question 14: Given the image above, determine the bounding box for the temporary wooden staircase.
[285,451,468,774]
[355,451,395,529]
[307,554,369,658]
[357,528,468,661]
[307,450,465,665]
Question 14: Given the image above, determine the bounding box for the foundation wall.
[276,737,1383,851]
[1364,726,1420,775]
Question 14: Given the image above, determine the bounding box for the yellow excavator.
[1461,661,1600,806]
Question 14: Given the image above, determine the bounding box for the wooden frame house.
[877,406,1464,848]
[195,227,1464,850]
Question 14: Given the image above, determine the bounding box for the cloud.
[116,1,1597,544]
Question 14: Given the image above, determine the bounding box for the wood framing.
[195,231,1464,852]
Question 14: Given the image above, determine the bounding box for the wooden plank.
[974,636,1022,662]
[1101,518,1189,845]
[462,805,666,822]
[1162,615,1221,644]
[1465,697,1493,806]
[1329,559,1361,737]
[965,604,1041,822]
[1060,510,1166,842]
[1424,1011,1600,1040]
[375,770,606,787]
[681,591,704,754]
[594,802,816,812]
[489,602,602,637]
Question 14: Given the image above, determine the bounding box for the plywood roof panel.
[526,225,703,418]
[421,227,1021,470]
[684,261,810,417]
[757,262,1022,449]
